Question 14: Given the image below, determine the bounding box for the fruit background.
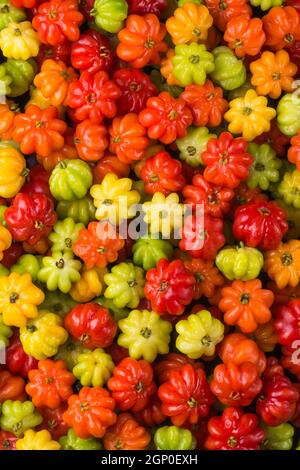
[0,0,299,451]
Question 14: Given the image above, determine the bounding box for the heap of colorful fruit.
[0,0,300,451]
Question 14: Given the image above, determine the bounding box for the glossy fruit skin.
[63,386,117,439]
[26,359,74,409]
[36,136,78,172]
[0,63,13,96]
[247,143,282,190]
[32,0,83,46]
[181,81,228,128]
[0,102,17,140]
[184,174,234,218]
[140,151,185,195]
[73,221,124,270]
[0,0,26,30]
[0,430,17,450]
[0,21,40,60]
[93,155,130,184]
[179,213,225,260]
[59,428,101,450]
[183,258,225,300]
[254,320,278,353]
[73,348,114,387]
[225,89,277,141]
[5,58,36,98]
[132,237,173,271]
[210,361,262,406]
[288,131,300,170]
[54,339,89,371]
[1,242,24,269]
[142,192,184,239]
[205,0,252,32]
[35,42,71,67]
[281,346,300,381]
[262,423,294,450]
[256,366,299,426]
[5,193,57,246]
[74,120,108,162]
[90,172,140,224]
[69,265,105,301]
[224,16,265,58]
[176,126,216,167]
[176,309,224,359]
[0,400,42,437]
[160,47,181,88]
[56,196,95,225]
[139,91,193,144]
[166,3,212,45]
[22,165,51,197]
[0,272,44,328]
[117,13,167,68]
[66,71,121,124]
[154,425,196,450]
[219,279,274,333]
[71,30,115,74]
[0,147,27,198]
[10,0,37,7]
[0,313,12,347]
[233,200,288,250]
[158,364,214,426]
[127,0,166,15]
[264,240,300,289]
[263,6,300,50]
[210,46,246,91]
[37,251,81,293]
[219,333,266,375]
[289,39,300,75]
[113,68,157,115]
[12,105,67,157]
[205,407,265,450]
[109,113,149,164]
[277,93,300,137]
[20,311,68,360]
[155,352,202,385]
[107,357,156,412]
[93,0,128,34]
[104,262,145,310]
[49,159,92,201]
[274,299,300,347]
[118,309,172,362]
[16,429,61,450]
[134,394,165,427]
[37,405,69,438]
[251,0,283,9]
[34,59,77,107]
[0,370,26,403]
[159,49,179,88]
[104,412,150,450]
[278,170,300,209]
[250,50,297,99]
[216,245,264,281]
[64,302,117,349]
[202,132,253,189]
[0,225,11,262]
[6,333,38,378]
[144,259,195,316]
[2,0,300,453]
[39,291,75,319]
[48,217,83,254]
[172,43,215,87]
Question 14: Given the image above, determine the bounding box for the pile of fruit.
[0,0,300,452]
